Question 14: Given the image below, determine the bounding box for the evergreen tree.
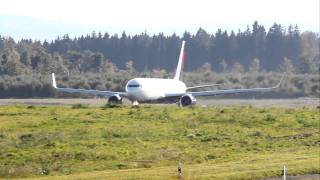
[251,21,266,61]
[265,23,286,70]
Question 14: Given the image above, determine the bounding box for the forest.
[0,21,319,98]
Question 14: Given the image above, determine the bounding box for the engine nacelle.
[179,94,196,107]
[108,95,123,104]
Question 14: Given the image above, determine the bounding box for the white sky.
[0,0,319,38]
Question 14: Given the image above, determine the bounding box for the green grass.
[0,105,319,179]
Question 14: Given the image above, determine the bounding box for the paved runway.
[0,98,318,108]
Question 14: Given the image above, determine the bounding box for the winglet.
[174,41,186,80]
[274,72,286,88]
[52,73,57,88]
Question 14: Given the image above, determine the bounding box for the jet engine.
[108,95,123,104]
[179,94,196,107]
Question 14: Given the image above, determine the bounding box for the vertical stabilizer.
[174,41,186,80]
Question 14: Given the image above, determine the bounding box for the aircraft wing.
[51,73,127,97]
[186,83,224,90]
[166,73,285,97]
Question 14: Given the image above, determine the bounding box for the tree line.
[0,21,319,98]
[43,21,319,72]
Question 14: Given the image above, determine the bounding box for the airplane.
[51,41,285,106]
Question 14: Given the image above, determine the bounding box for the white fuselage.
[125,78,186,102]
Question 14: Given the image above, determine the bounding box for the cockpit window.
[128,84,140,88]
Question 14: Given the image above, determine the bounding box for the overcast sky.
[0,0,319,40]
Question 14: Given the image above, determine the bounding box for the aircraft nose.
[126,79,142,91]
[126,79,145,101]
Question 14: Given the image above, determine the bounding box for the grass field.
[0,104,319,179]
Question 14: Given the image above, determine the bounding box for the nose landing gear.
[132,100,139,106]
